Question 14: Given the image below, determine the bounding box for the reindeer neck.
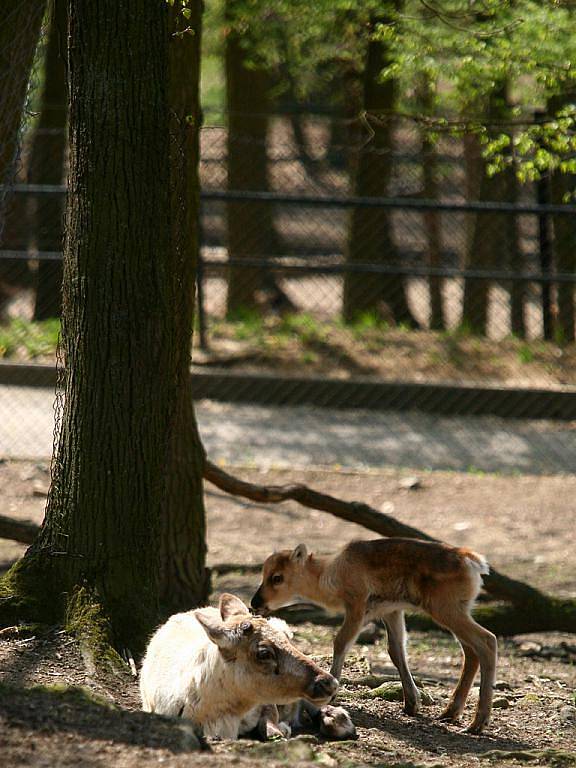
[301,554,343,610]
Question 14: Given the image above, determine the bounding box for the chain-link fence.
[2,94,576,468]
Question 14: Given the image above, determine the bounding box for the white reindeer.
[139,593,340,740]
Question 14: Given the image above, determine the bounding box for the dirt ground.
[0,460,575,767]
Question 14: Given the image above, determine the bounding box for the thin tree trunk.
[29,0,67,321]
[161,0,209,614]
[343,6,418,327]
[0,0,47,314]
[549,93,576,344]
[2,0,177,653]
[225,0,275,316]
[462,84,518,336]
[417,75,445,330]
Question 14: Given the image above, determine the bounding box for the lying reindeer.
[140,593,344,740]
[251,538,497,734]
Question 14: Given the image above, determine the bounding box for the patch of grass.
[277,313,328,345]
[347,311,390,339]
[226,308,265,343]
[518,343,535,365]
[0,317,60,359]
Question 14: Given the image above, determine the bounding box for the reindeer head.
[250,544,309,613]
[196,592,337,706]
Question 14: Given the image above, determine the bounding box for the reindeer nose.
[250,589,264,611]
[308,673,339,703]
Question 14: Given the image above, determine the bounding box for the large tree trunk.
[549,93,576,344]
[29,0,67,321]
[0,0,47,314]
[343,5,418,327]
[1,0,177,653]
[224,0,275,316]
[461,84,520,336]
[160,0,208,614]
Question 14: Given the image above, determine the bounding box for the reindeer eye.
[256,646,275,661]
[271,574,284,586]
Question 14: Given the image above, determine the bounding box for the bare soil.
[1,460,575,768]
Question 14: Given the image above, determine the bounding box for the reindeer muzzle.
[306,673,339,705]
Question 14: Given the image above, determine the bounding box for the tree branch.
[0,515,39,545]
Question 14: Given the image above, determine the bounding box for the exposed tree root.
[203,460,576,635]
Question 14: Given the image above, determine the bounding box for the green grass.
[0,318,60,359]
[518,343,535,364]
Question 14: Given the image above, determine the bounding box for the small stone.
[559,706,576,723]
[399,476,421,491]
[316,753,338,768]
[492,697,512,709]
[32,483,48,497]
[494,680,513,691]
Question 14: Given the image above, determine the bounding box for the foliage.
[218,0,576,177]
[0,317,59,359]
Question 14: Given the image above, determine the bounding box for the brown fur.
[251,538,497,734]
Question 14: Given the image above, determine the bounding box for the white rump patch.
[466,553,490,576]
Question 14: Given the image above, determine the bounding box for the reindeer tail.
[459,548,490,576]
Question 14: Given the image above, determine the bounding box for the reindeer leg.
[331,602,366,680]
[383,610,421,716]
[438,641,479,723]
[429,606,497,734]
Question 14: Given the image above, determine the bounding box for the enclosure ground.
[1,461,575,767]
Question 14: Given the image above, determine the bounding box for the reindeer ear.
[290,543,308,563]
[195,608,237,650]
[219,593,250,620]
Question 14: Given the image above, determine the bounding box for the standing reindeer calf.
[251,538,497,734]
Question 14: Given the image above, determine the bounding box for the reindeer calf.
[140,593,338,739]
[251,538,497,734]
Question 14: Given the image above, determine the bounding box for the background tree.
[343,6,418,327]
[461,84,520,336]
[224,0,276,316]
[28,0,68,321]
[0,0,47,315]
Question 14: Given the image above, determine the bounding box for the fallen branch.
[0,515,40,545]
[203,461,576,634]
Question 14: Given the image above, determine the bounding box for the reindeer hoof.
[319,706,357,741]
[464,721,487,735]
[403,701,420,716]
[438,708,461,723]
[265,722,290,740]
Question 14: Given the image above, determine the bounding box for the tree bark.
[224,0,275,316]
[343,5,418,327]
[0,0,47,314]
[29,0,67,321]
[1,0,177,653]
[160,0,209,614]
